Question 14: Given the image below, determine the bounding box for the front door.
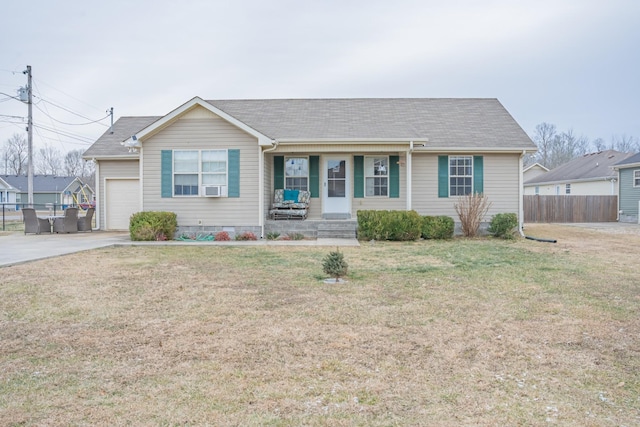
[323,156,350,218]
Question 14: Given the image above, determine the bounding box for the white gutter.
[260,140,279,238]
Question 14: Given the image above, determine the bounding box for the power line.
[33,123,95,144]
[33,102,110,126]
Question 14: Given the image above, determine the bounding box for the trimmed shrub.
[488,213,519,239]
[215,231,231,241]
[236,231,258,241]
[357,210,422,241]
[422,215,454,240]
[129,211,177,241]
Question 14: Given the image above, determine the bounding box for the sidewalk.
[0,231,359,267]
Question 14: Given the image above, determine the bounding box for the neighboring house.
[0,176,18,208]
[0,175,95,209]
[523,163,549,183]
[523,150,634,196]
[612,152,640,223]
[83,97,536,234]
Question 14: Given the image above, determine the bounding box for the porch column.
[258,145,264,238]
[406,141,413,210]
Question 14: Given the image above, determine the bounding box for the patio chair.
[77,207,95,232]
[22,208,51,234]
[53,207,79,233]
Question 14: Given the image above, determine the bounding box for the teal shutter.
[353,155,364,198]
[389,155,399,198]
[161,150,173,198]
[438,155,449,198]
[228,149,240,197]
[274,156,284,190]
[309,156,319,198]
[473,156,483,194]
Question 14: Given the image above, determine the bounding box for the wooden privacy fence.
[524,195,618,223]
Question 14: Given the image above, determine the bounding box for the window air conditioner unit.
[202,185,226,197]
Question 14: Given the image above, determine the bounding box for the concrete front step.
[265,219,357,239]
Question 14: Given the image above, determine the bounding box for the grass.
[0,224,639,425]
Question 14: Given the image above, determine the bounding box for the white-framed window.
[173,149,227,196]
[565,183,571,194]
[535,186,540,195]
[365,156,388,196]
[449,156,473,196]
[285,157,308,191]
[555,185,561,195]
[634,170,640,187]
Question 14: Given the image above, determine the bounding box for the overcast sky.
[1,0,638,157]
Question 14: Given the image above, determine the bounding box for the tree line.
[526,123,640,169]
[1,133,95,184]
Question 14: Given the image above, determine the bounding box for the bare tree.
[64,149,95,186]
[2,133,29,175]
[64,149,86,176]
[546,129,589,169]
[610,134,640,153]
[532,123,557,167]
[592,137,607,151]
[36,144,63,175]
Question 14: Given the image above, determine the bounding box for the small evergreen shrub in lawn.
[266,232,280,240]
[488,213,519,239]
[287,232,305,240]
[422,215,454,239]
[322,248,348,282]
[130,211,177,241]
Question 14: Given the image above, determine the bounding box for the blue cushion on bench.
[284,189,299,201]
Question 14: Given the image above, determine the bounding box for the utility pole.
[108,107,114,134]
[24,65,34,207]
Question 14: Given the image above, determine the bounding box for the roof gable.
[121,97,273,150]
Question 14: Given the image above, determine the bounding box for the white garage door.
[106,179,139,230]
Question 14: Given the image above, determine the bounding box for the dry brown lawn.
[1,223,639,426]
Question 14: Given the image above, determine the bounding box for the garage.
[105,179,139,230]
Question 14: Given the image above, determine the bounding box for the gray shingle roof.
[524,150,635,185]
[208,98,534,148]
[83,116,161,158]
[84,98,535,158]
[614,152,640,167]
[1,175,79,193]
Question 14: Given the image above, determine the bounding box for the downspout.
[93,159,100,230]
[260,140,279,238]
[407,141,413,210]
[518,150,526,237]
[520,151,557,243]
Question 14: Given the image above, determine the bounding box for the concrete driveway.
[0,231,132,267]
[0,231,360,268]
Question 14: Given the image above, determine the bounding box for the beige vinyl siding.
[97,159,139,229]
[412,153,520,221]
[142,109,260,227]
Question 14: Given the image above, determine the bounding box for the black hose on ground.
[525,235,557,243]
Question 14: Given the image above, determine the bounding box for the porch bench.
[269,189,310,220]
